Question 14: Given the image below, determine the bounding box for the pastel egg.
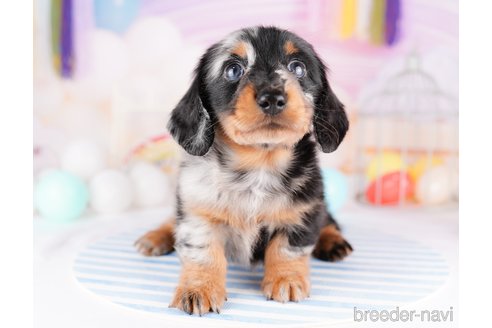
[321,168,349,212]
[415,166,453,205]
[35,170,89,222]
[408,156,444,182]
[366,171,414,205]
[366,152,404,181]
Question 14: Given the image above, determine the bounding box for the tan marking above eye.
[284,40,298,55]
[231,42,248,58]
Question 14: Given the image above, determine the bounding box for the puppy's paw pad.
[134,230,174,256]
[262,274,310,303]
[169,285,227,315]
[313,237,353,262]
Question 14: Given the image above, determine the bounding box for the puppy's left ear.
[312,58,349,153]
[167,76,215,156]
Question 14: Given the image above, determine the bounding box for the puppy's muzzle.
[256,87,286,116]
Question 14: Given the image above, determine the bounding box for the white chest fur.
[179,155,289,220]
[178,154,289,264]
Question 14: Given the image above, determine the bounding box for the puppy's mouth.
[219,112,312,148]
[242,117,294,133]
[263,122,285,130]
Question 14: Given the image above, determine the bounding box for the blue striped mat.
[73,226,449,326]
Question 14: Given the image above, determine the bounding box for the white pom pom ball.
[90,170,133,214]
[129,162,172,207]
[415,166,453,205]
[61,140,108,179]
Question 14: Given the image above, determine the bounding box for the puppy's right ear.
[167,76,215,156]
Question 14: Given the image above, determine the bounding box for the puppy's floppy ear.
[167,76,215,156]
[312,58,349,153]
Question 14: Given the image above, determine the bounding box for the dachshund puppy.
[135,26,352,315]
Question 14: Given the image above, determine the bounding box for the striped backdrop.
[73,226,449,326]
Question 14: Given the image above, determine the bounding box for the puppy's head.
[168,26,348,156]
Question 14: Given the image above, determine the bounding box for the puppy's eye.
[287,60,306,78]
[224,63,244,81]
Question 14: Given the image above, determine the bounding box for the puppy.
[135,26,353,315]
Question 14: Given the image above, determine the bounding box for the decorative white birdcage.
[356,53,458,207]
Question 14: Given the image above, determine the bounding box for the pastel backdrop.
[34,0,458,216]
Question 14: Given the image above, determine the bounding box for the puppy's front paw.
[134,228,174,256]
[169,283,227,315]
[262,272,310,303]
[313,225,353,262]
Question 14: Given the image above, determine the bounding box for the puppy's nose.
[256,90,287,115]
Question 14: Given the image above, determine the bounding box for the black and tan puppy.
[135,26,353,315]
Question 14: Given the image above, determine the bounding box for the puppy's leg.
[169,216,227,315]
[262,234,311,303]
[312,223,353,262]
[135,219,175,256]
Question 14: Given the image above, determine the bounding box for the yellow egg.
[408,156,444,182]
[366,152,404,181]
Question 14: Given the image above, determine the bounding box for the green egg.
[35,170,89,222]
